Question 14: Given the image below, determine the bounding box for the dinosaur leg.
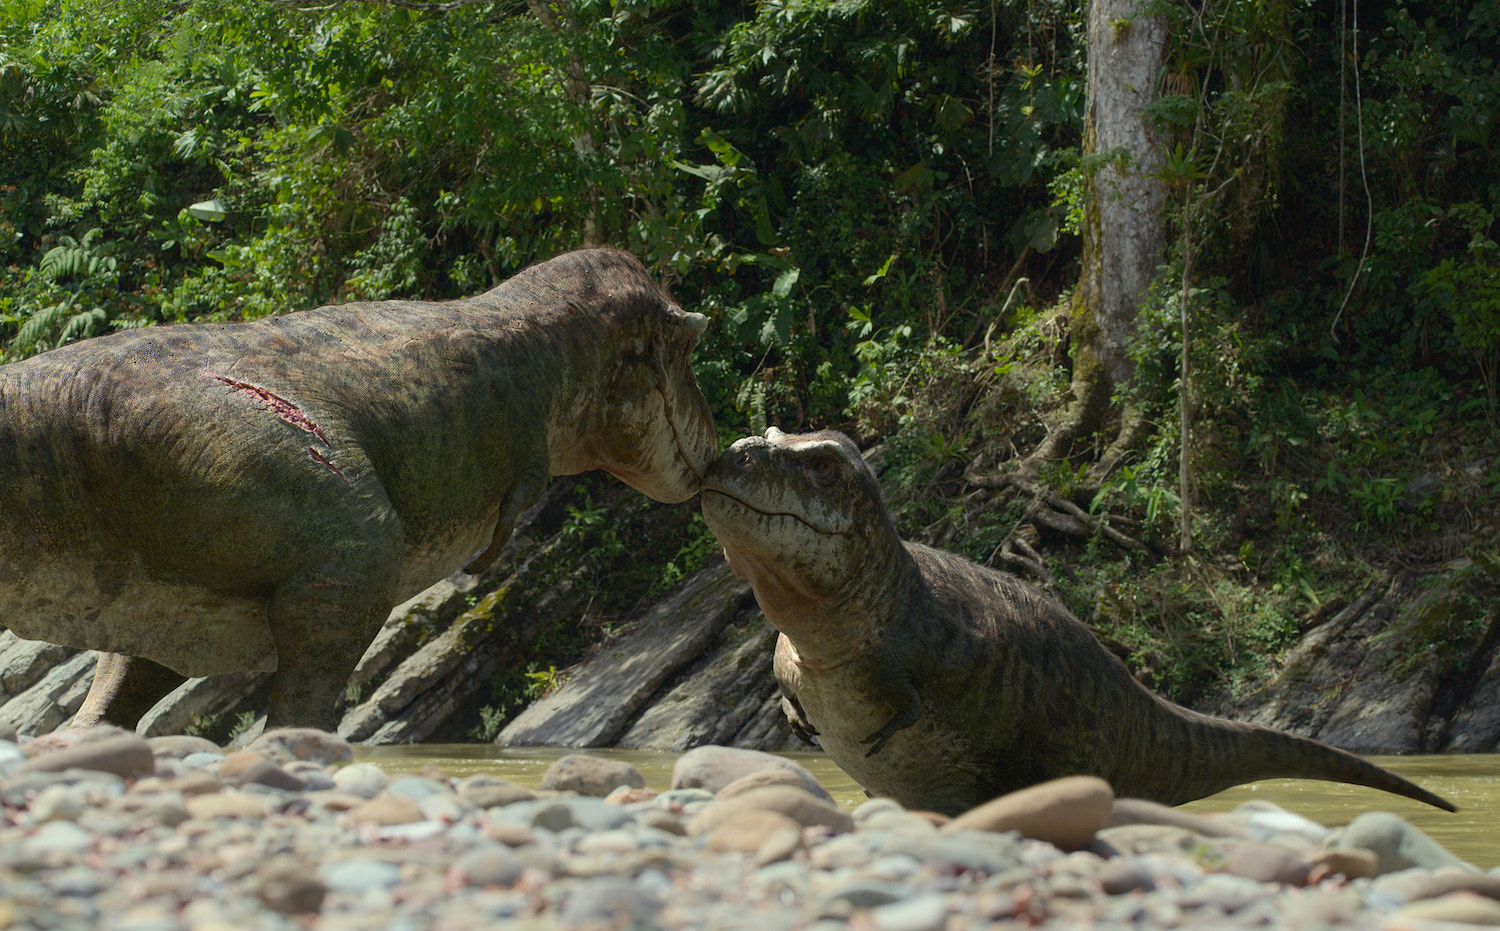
[73,653,188,730]
[263,558,398,732]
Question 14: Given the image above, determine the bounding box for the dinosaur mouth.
[659,385,707,485]
[701,487,849,536]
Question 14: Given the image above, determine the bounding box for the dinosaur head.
[700,427,900,617]
[544,249,718,503]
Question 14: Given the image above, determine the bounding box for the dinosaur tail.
[1112,693,1456,812]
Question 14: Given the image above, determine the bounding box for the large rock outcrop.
[1205,566,1500,754]
[495,559,799,751]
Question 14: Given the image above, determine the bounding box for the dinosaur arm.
[860,677,924,757]
[780,690,820,743]
[463,469,547,575]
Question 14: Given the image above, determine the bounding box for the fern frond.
[57,306,107,345]
[12,300,71,354]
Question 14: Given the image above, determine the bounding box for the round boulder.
[670,745,830,800]
[540,754,645,797]
[247,728,353,767]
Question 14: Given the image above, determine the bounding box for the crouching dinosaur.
[700,427,1453,816]
[1,248,718,732]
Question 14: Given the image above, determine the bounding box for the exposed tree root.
[1011,344,1112,482]
[1091,402,1148,484]
[967,462,1147,556]
[964,332,1150,565]
[993,532,1054,585]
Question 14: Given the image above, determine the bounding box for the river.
[356,745,1500,869]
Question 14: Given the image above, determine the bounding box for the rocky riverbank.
[3,726,1499,930]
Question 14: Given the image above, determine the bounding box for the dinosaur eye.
[808,456,838,486]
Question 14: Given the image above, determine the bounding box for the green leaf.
[187,200,227,222]
[864,254,896,286]
[772,265,800,299]
[671,159,722,182]
[699,128,741,167]
[893,161,933,194]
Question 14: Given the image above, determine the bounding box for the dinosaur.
[700,427,1454,816]
[1,248,717,732]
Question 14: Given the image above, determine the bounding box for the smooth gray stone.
[320,859,402,893]
[1337,811,1476,875]
[556,876,661,929]
[870,893,950,931]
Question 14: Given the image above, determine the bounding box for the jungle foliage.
[2,0,1497,706]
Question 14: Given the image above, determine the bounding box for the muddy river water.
[357,746,1500,869]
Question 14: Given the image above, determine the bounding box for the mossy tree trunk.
[1024,0,1166,479]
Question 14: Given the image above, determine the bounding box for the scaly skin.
[702,427,1454,816]
[1,249,717,732]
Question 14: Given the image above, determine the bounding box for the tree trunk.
[527,0,604,248]
[1085,1,1168,388]
[1023,1,1167,477]
[1178,206,1194,552]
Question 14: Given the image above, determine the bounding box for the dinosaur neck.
[752,537,919,670]
[457,278,617,475]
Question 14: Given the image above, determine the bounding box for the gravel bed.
[2,727,1496,930]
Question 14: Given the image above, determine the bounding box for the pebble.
[1108,796,1248,837]
[1222,841,1313,885]
[458,774,536,808]
[17,731,154,779]
[219,751,306,790]
[320,858,402,893]
[245,728,353,766]
[0,739,24,775]
[718,767,828,802]
[1336,810,1477,874]
[1410,867,1500,902]
[180,750,226,771]
[284,760,336,790]
[1390,892,1500,925]
[331,761,390,798]
[1309,846,1381,880]
[24,820,95,856]
[147,735,222,759]
[0,726,1488,930]
[871,891,950,931]
[30,783,86,822]
[450,844,525,887]
[540,753,644,796]
[346,792,424,826]
[384,774,454,807]
[702,808,803,854]
[670,744,831,799]
[557,875,661,928]
[1099,855,1162,894]
[255,857,328,914]
[184,789,269,820]
[1231,801,1331,845]
[941,775,1113,851]
[688,785,854,836]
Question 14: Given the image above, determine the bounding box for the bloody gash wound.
[1,248,718,732]
[700,427,1454,816]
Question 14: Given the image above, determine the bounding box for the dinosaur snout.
[719,433,770,466]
